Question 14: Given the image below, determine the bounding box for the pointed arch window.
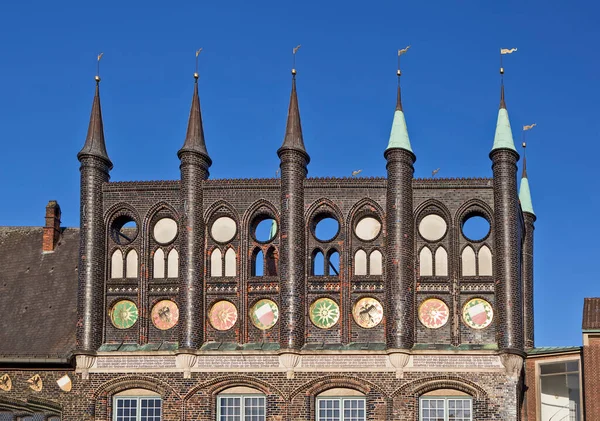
[312,250,325,276]
[461,246,476,276]
[435,247,448,277]
[126,250,138,279]
[167,249,179,278]
[478,245,492,276]
[252,248,264,276]
[354,250,367,276]
[225,248,236,276]
[369,250,383,275]
[420,247,433,276]
[111,249,124,279]
[265,247,278,276]
[326,250,340,276]
[153,249,165,279]
[211,249,223,277]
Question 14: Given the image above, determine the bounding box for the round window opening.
[418,214,447,242]
[462,214,490,242]
[110,215,138,245]
[211,217,237,243]
[313,216,340,242]
[354,217,381,241]
[153,218,178,244]
[254,218,277,243]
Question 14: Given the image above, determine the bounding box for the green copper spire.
[491,85,517,152]
[386,85,413,153]
[519,154,535,215]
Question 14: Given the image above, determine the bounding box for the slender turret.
[278,66,309,350]
[76,75,112,352]
[177,72,212,350]
[490,82,524,353]
[520,145,536,349]
[385,65,416,350]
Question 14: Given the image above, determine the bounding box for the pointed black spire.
[77,78,113,169]
[522,153,528,179]
[499,84,507,110]
[396,85,403,112]
[278,72,308,159]
[178,75,210,161]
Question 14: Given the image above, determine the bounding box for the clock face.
[309,298,340,329]
[418,298,450,329]
[462,298,494,329]
[110,300,138,329]
[151,300,179,330]
[250,299,279,330]
[352,297,384,328]
[209,300,238,331]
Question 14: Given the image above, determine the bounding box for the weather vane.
[96,52,104,82]
[195,48,203,79]
[397,46,410,80]
[292,44,301,75]
[522,123,536,149]
[499,47,517,80]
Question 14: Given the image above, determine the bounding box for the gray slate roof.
[0,227,79,358]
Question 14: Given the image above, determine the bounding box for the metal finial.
[522,142,527,148]
[292,44,301,76]
[195,48,203,80]
[96,52,104,82]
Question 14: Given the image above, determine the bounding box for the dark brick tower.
[519,152,536,349]
[490,85,524,353]
[177,73,212,350]
[384,79,416,350]
[76,77,113,352]
[277,70,309,350]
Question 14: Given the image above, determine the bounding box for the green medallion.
[310,298,340,329]
[110,300,138,329]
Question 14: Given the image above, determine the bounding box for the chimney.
[43,200,61,252]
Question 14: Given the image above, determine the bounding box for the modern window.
[539,359,582,421]
[316,397,366,421]
[113,391,162,421]
[419,397,472,421]
[217,394,266,421]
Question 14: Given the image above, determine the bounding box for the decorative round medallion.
[309,298,340,329]
[352,297,384,328]
[151,300,179,330]
[418,298,450,329]
[418,214,447,242]
[153,218,178,244]
[110,300,138,329]
[250,299,279,330]
[209,300,238,331]
[462,298,494,329]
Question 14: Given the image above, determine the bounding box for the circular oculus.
[209,300,238,331]
[151,300,179,330]
[462,298,494,329]
[309,298,340,329]
[110,300,138,329]
[418,214,447,242]
[153,218,178,244]
[211,217,237,243]
[250,299,279,330]
[418,298,450,329]
[352,297,384,328]
[354,217,382,241]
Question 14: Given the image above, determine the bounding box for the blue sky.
[0,0,598,347]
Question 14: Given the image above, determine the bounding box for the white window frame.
[113,396,162,421]
[216,394,266,421]
[419,396,472,421]
[536,358,582,421]
[315,396,367,421]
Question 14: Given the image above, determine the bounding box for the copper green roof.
[491,85,517,152]
[519,177,534,215]
[386,86,413,153]
[527,346,581,356]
